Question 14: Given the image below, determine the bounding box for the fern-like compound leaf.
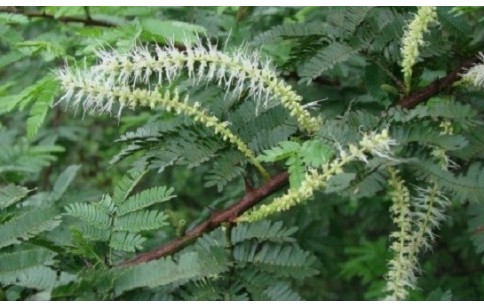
[113,169,148,205]
[117,186,175,216]
[231,220,298,244]
[233,242,318,278]
[109,231,146,252]
[299,42,361,80]
[65,202,112,230]
[0,247,57,273]
[251,22,338,45]
[114,210,168,232]
[0,206,61,249]
[0,265,58,290]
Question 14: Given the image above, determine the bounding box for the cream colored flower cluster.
[90,40,321,133]
[384,170,450,300]
[400,7,438,93]
[56,40,327,178]
[241,129,397,222]
[384,168,415,300]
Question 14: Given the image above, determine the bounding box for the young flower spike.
[384,168,414,300]
[400,7,438,93]
[240,129,396,222]
[89,40,322,134]
[384,176,450,301]
[56,68,270,180]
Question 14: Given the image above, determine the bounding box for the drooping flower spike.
[384,169,450,300]
[88,40,322,133]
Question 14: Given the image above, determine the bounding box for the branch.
[0,7,115,27]
[398,55,479,109]
[118,171,289,267]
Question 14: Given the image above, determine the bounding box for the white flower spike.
[89,40,321,133]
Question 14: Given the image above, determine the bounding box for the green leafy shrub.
[1,6,484,301]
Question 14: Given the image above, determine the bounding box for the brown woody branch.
[398,55,479,109]
[119,172,289,267]
[0,7,115,27]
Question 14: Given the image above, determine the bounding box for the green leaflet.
[52,165,81,201]
[26,78,59,139]
[0,206,61,249]
[231,220,298,244]
[299,42,358,79]
[204,151,245,192]
[437,7,471,38]
[114,210,168,232]
[257,141,300,162]
[452,126,484,160]
[117,186,175,216]
[109,232,145,252]
[338,7,374,35]
[0,75,59,139]
[0,246,72,292]
[263,282,302,301]
[325,173,357,194]
[391,124,469,151]
[65,202,113,230]
[233,242,318,278]
[113,169,148,205]
[235,269,300,301]
[0,265,58,290]
[252,22,338,45]
[0,185,30,209]
[0,76,51,113]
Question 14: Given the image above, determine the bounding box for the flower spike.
[89,40,321,133]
